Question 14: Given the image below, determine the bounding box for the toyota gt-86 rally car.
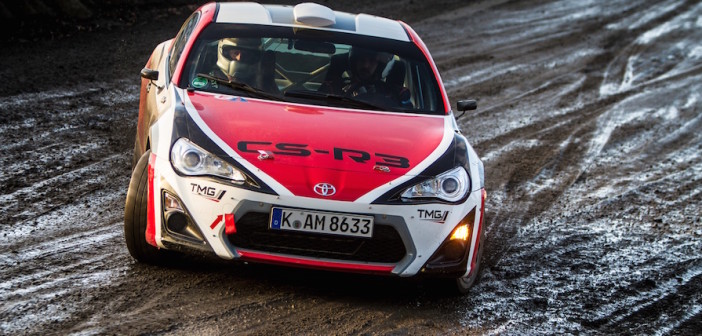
[125,1,486,293]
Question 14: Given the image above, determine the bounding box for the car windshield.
[179,23,446,115]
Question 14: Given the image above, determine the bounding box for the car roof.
[214,2,410,42]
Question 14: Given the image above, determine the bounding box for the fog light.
[422,208,477,274]
[164,192,183,212]
[450,224,469,241]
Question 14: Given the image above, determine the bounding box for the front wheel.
[124,150,170,264]
[454,228,484,294]
[431,224,485,295]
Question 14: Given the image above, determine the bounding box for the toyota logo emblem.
[313,183,336,196]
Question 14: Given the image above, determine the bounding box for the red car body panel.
[189,91,446,201]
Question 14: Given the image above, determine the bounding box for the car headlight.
[400,166,470,202]
[171,138,247,184]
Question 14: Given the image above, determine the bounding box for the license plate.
[270,207,374,238]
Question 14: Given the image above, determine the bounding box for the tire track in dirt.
[428,0,702,332]
[1,0,701,334]
[0,81,137,334]
[0,82,137,196]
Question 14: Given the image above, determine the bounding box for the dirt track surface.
[1,0,701,334]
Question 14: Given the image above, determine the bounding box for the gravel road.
[1,0,700,334]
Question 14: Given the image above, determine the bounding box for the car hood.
[185,92,449,201]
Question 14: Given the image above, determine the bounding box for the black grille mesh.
[228,212,406,263]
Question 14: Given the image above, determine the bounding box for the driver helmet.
[216,38,262,81]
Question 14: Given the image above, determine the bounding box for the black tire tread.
[124,150,169,264]
[454,223,485,294]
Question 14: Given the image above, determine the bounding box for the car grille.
[228,212,406,263]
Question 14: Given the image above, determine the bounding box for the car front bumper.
[147,153,485,277]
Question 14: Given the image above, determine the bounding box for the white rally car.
[125,2,486,293]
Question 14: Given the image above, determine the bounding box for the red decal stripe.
[469,189,487,273]
[237,250,395,274]
[145,153,158,247]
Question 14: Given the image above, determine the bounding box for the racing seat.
[383,59,406,92]
[257,50,279,93]
[382,59,412,108]
[319,53,350,93]
[319,52,411,108]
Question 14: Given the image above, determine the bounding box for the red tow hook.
[209,213,237,235]
[225,213,236,235]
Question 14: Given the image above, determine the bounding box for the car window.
[169,11,201,78]
[179,24,445,115]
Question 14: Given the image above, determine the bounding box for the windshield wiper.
[194,73,285,102]
[284,90,385,111]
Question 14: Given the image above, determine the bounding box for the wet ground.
[1,0,701,334]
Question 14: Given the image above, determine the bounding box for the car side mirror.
[141,68,159,81]
[457,99,477,111]
[141,68,163,92]
[456,99,477,119]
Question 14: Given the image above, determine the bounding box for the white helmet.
[216,38,262,82]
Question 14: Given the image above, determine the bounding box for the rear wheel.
[124,150,169,264]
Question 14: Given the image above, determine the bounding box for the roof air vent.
[293,3,336,27]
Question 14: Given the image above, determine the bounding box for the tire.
[426,225,485,295]
[124,150,169,264]
[130,141,140,170]
[454,224,485,294]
